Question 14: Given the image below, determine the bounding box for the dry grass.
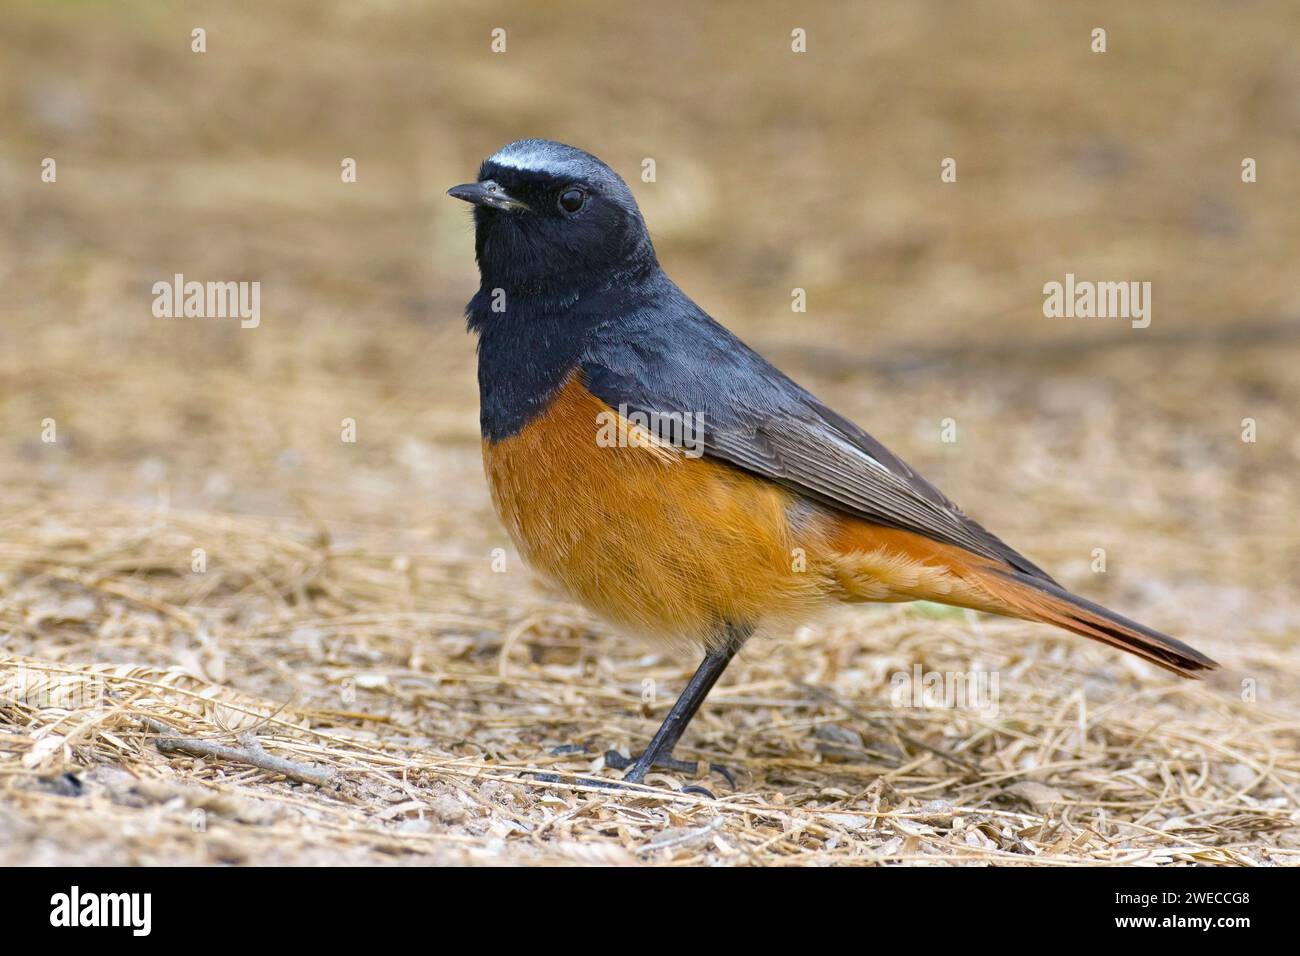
[1,497,1297,865]
[2,1,1298,864]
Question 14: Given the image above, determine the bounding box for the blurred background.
[4,0,1298,601]
[1,1,1297,864]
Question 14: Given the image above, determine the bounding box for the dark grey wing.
[581,283,1056,583]
[704,396,1057,582]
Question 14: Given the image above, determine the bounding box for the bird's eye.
[558,187,586,214]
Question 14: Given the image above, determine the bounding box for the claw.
[680,785,717,798]
[706,762,737,790]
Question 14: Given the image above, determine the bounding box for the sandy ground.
[1,1,1297,864]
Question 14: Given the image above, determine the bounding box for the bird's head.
[448,140,656,301]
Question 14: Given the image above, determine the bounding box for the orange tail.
[825,521,1218,678]
[975,568,1219,678]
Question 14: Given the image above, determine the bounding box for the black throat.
[467,261,656,442]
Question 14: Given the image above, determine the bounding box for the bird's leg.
[606,625,750,786]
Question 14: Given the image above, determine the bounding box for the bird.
[448,139,1218,788]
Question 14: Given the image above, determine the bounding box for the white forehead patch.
[487,143,570,175]
[484,140,610,183]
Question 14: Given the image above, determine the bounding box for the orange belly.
[482,375,1008,647]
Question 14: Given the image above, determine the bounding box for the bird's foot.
[603,748,736,791]
[537,743,734,795]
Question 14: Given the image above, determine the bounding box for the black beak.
[446,180,530,213]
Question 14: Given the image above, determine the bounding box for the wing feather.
[579,282,1055,583]
[706,406,1055,581]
